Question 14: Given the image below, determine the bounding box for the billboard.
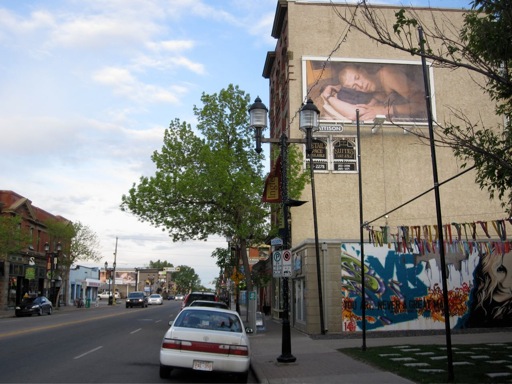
[304,58,431,124]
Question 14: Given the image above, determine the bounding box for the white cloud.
[0,0,278,288]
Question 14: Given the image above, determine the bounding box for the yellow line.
[0,311,130,339]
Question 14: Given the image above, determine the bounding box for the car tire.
[126,305,129,308]
[48,307,52,315]
[159,365,172,379]
[37,307,43,316]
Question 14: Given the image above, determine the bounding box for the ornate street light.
[45,241,62,306]
[248,96,268,154]
[249,97,296,363]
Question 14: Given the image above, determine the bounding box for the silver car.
[159,307,252,381]
[148,294,163,305]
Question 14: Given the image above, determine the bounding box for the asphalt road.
[0,300,256,383]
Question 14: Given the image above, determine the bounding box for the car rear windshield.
[129,293,144,298]
[187,293,215,303]
[175,310,242,333]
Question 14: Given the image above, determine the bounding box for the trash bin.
[85,298,91,308]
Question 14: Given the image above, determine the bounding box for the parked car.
[126,292,148,308]
[148,294,164,305]
[159,307,252,381]
[181,291,217,309]
[188,300,228,310]
[15,296,53,317]
[98,291,120,300]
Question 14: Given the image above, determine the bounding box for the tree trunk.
[239,238,253,293]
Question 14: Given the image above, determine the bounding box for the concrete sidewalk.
[248,314,512,384]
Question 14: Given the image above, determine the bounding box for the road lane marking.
[0,311,133,339]
[74,346,103,359]
[130,328,142,334]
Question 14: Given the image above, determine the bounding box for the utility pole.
[112,237,118,305]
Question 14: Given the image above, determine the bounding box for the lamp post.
[45,241,62,306]
[249,96,325,360]
[299,99,326,335]
[112,237,118,305]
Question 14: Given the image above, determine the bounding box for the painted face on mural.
[493,251,512,302]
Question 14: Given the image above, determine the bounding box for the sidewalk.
[248,314,512,384]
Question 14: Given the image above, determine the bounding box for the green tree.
[0,216,32,308]
[149,260,174,269]
[335,0,512,213]
[0,216,32,261]
[121,85,277,293]
[172,265,201,294]
[45,219,101,305]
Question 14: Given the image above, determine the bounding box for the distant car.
[167,295,175,300]
[98,291,120,300]
[148,294,164,305]
[159,306,252,381]
[189,300,229,310]
[126,292,148,308]
[181,291,217,309]
[175,294,184,300]
[15,296,53,317]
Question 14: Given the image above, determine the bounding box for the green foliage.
[172,265,201,293]
[0,216,32,260]
[121,84,269,243]
[45,219,101,266]
[149,259,174,269]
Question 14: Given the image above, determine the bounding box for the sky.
[0,0,473,289]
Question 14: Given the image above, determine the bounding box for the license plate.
[193,360,213,371]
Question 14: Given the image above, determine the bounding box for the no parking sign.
[282,250,292,277]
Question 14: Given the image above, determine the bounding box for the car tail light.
[162,339,248,356]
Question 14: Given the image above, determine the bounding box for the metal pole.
[419,26,454,381]
[308,139,325,335]
[277,133,296,363]
[356,109,367,351]
[112,237,118,304]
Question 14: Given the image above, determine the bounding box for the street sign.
[272,251,282,277]
[271,237,283,247]
[282,250,292,277]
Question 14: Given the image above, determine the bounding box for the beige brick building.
[261,1,509,334]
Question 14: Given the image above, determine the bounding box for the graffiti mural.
[341,241,512,332]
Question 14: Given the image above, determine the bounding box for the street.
[0,300,257,383]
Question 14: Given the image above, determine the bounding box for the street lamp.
[299,99,326,335]
[250,96,325,361]
[45,241,62,306]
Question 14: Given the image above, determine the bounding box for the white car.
[98,291,120,300]
[148,294,164,305]
[159,307,252,381]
